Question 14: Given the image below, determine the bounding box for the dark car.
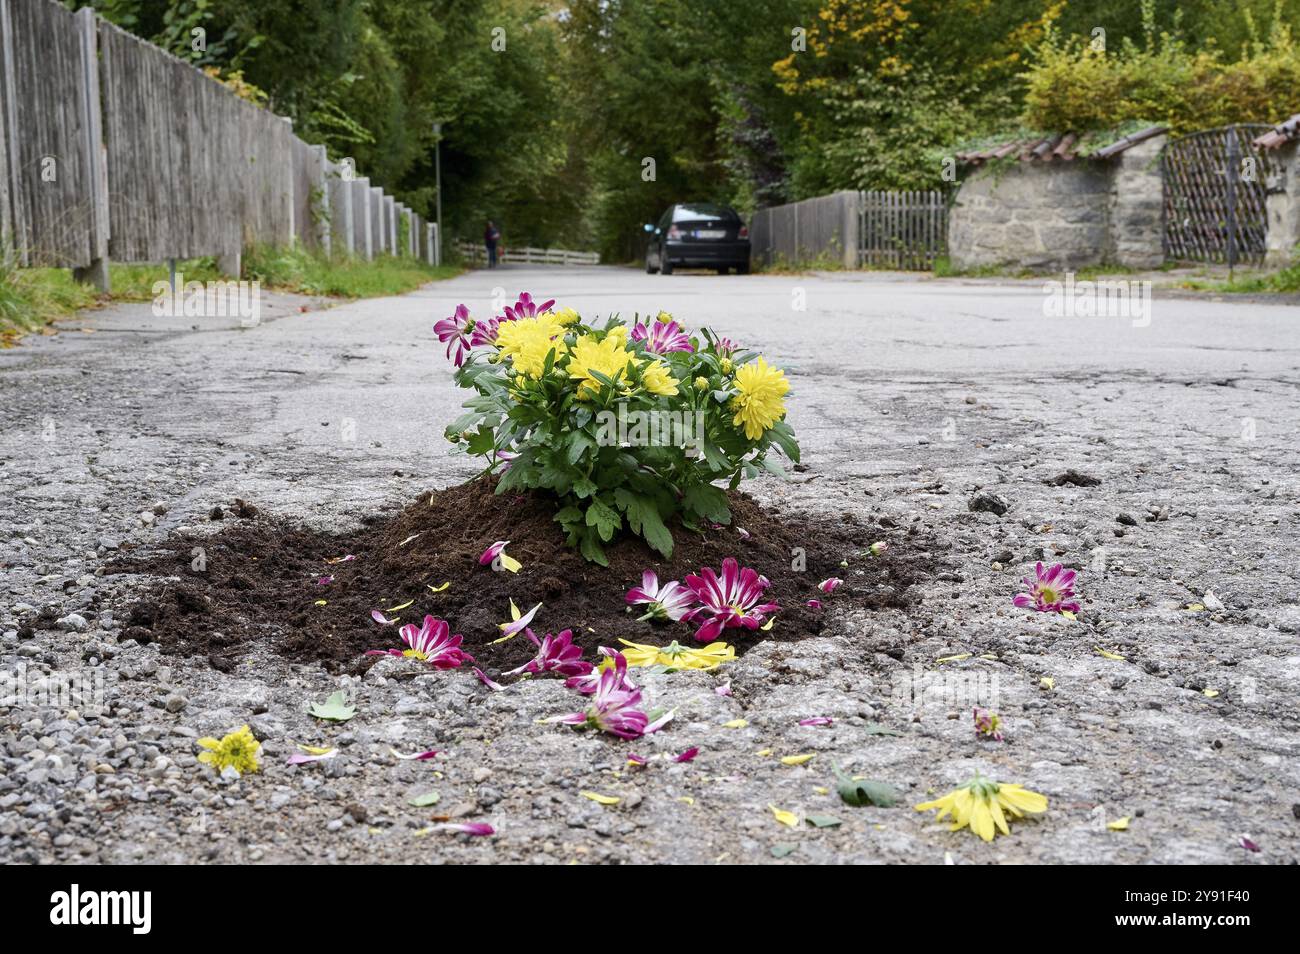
[644,203,750,274]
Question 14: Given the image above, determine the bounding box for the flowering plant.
[438,294,800,563]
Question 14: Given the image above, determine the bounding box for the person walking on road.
[485,220,501,268]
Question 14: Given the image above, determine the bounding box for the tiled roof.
[1253,114,1300,150]
[956,125,1167,165]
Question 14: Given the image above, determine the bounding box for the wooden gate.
[859,190,947,270]
[1162,124,1276,265]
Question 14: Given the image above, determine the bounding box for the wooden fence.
[457,240,599,266]
[750,189,948,270]
[0,0,433,287]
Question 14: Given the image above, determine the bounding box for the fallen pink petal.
[371,609,397,626]
[674,746,700,763]
[817,577,843,594]
[473,667,505,691]
[435,822,495,837]
[391,748,440,761]
[715,682,732,697]
[798,717,832,727]
[806,599,822,609]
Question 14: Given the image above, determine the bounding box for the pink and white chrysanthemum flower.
[564,647,629,694]
[630,319,693,354]
[716,336,739,356]
[818,577,843,594]
[502,291,556,321]
[557,654,649,739]
[625,570,697,622]
[469,315,504,347]
[684,557,780,643]
[1012,562,1080,615]
[366,615,474,670]
[505,628,593,678]
[434,303,473,366]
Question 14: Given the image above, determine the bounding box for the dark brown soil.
[108,478,937,674]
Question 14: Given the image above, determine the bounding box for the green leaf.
[683,483,731,523]
[579,529,609,566]
[566,431,594,465]
[308,691,356,723]
[616,490,674,556]
[863,723,904,736]
[465,426,496,456]
[553,505,584,528]
[833,763,900,807]
[573,476,598,499]
[408,791,441,808]
[770,843,798,858]
[585,499,621,542]
[805,814,843,828]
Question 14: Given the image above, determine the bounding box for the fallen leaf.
[805,814,842,828]
[770,843,797,858]
[863,723,903,736]
[308,691,356,722]
[408,791,441,807]
[834,763,899,807]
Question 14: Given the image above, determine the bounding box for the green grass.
[1,245,460,342]
[1175,258,1300,294]
[243,244,459,298]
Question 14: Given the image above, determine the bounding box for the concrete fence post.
[72,7,110,290]
[1264,140,1300,268]
[312,144,330,256]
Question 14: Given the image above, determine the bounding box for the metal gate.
[1162,124,1276,266]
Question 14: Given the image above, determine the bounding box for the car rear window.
[672,204,738,222]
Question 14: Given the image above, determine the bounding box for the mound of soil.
[109,478,933,673]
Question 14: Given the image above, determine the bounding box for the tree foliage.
[75,0,1300,259]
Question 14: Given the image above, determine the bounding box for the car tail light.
[738,224,749,239]
[667,225,683,240]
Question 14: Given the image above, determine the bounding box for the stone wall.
[1263,140,1300,268]
[949,135,1167,271]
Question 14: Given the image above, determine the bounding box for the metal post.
[1225,128,1239,277]
[433,122,443,269]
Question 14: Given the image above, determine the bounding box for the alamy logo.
[49,884,151,935]
[152,273,262,327]
[1042,272,1151,328]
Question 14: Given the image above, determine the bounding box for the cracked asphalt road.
[1,265,1297,864]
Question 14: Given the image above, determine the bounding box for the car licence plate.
[694,229,726,239]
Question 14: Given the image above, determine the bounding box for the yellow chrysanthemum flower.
[568,334,636,399]
[617,638,734,671]
[494,314,567,378]
[914,775,1048,842]
[196,725,262,777]
[719,356,734,375]
[640,359,680,396]
[693,376,710,391]
[552,307,581,326]
[730,356,790,439]
[655,310,674,324]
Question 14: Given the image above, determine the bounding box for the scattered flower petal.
[817,577,843,594]
[799,717,832,727]
[1094,646,1125,661]
[390,748,440,761]
[371,609,398,625]
[473,667,505,691]
[674,746,700,763]
[1107,816,1131,831]
[433,822,494,837]
[769,804,798,828]
[385,598,414,612]
[1239,835,1261,852]
[326,554,356,564]
[806,599,822,609]
[494,599,542,642]
[479,540,522,573]
[581,791,621,805]
[426,581,451,593]
[723,718,748,729]
[781,753,816,766]
[715,682,732,697]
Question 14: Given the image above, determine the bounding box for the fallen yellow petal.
[1039,676,1056,690]
[580,791,620,806]
[1107,816,1131,831]
[760,617,775,631]
[386,598,415,612]
[1094,646,1125,661]
[1203,688,1220,698]
[1060,610,1077,621]
[768,803,798,827]
[1186,603,1205,612]
[297,744,335,756]
[755,748,772,757]
[426,581,451,593]
[723,719,748,729]
[677,796,695,806]
[813,786,829,796]
[313,600,328,606]
[780,753,816,766]
[936,653,971,664]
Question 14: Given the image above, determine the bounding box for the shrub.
[1021,2,1300,135]
[436,293,800,564]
